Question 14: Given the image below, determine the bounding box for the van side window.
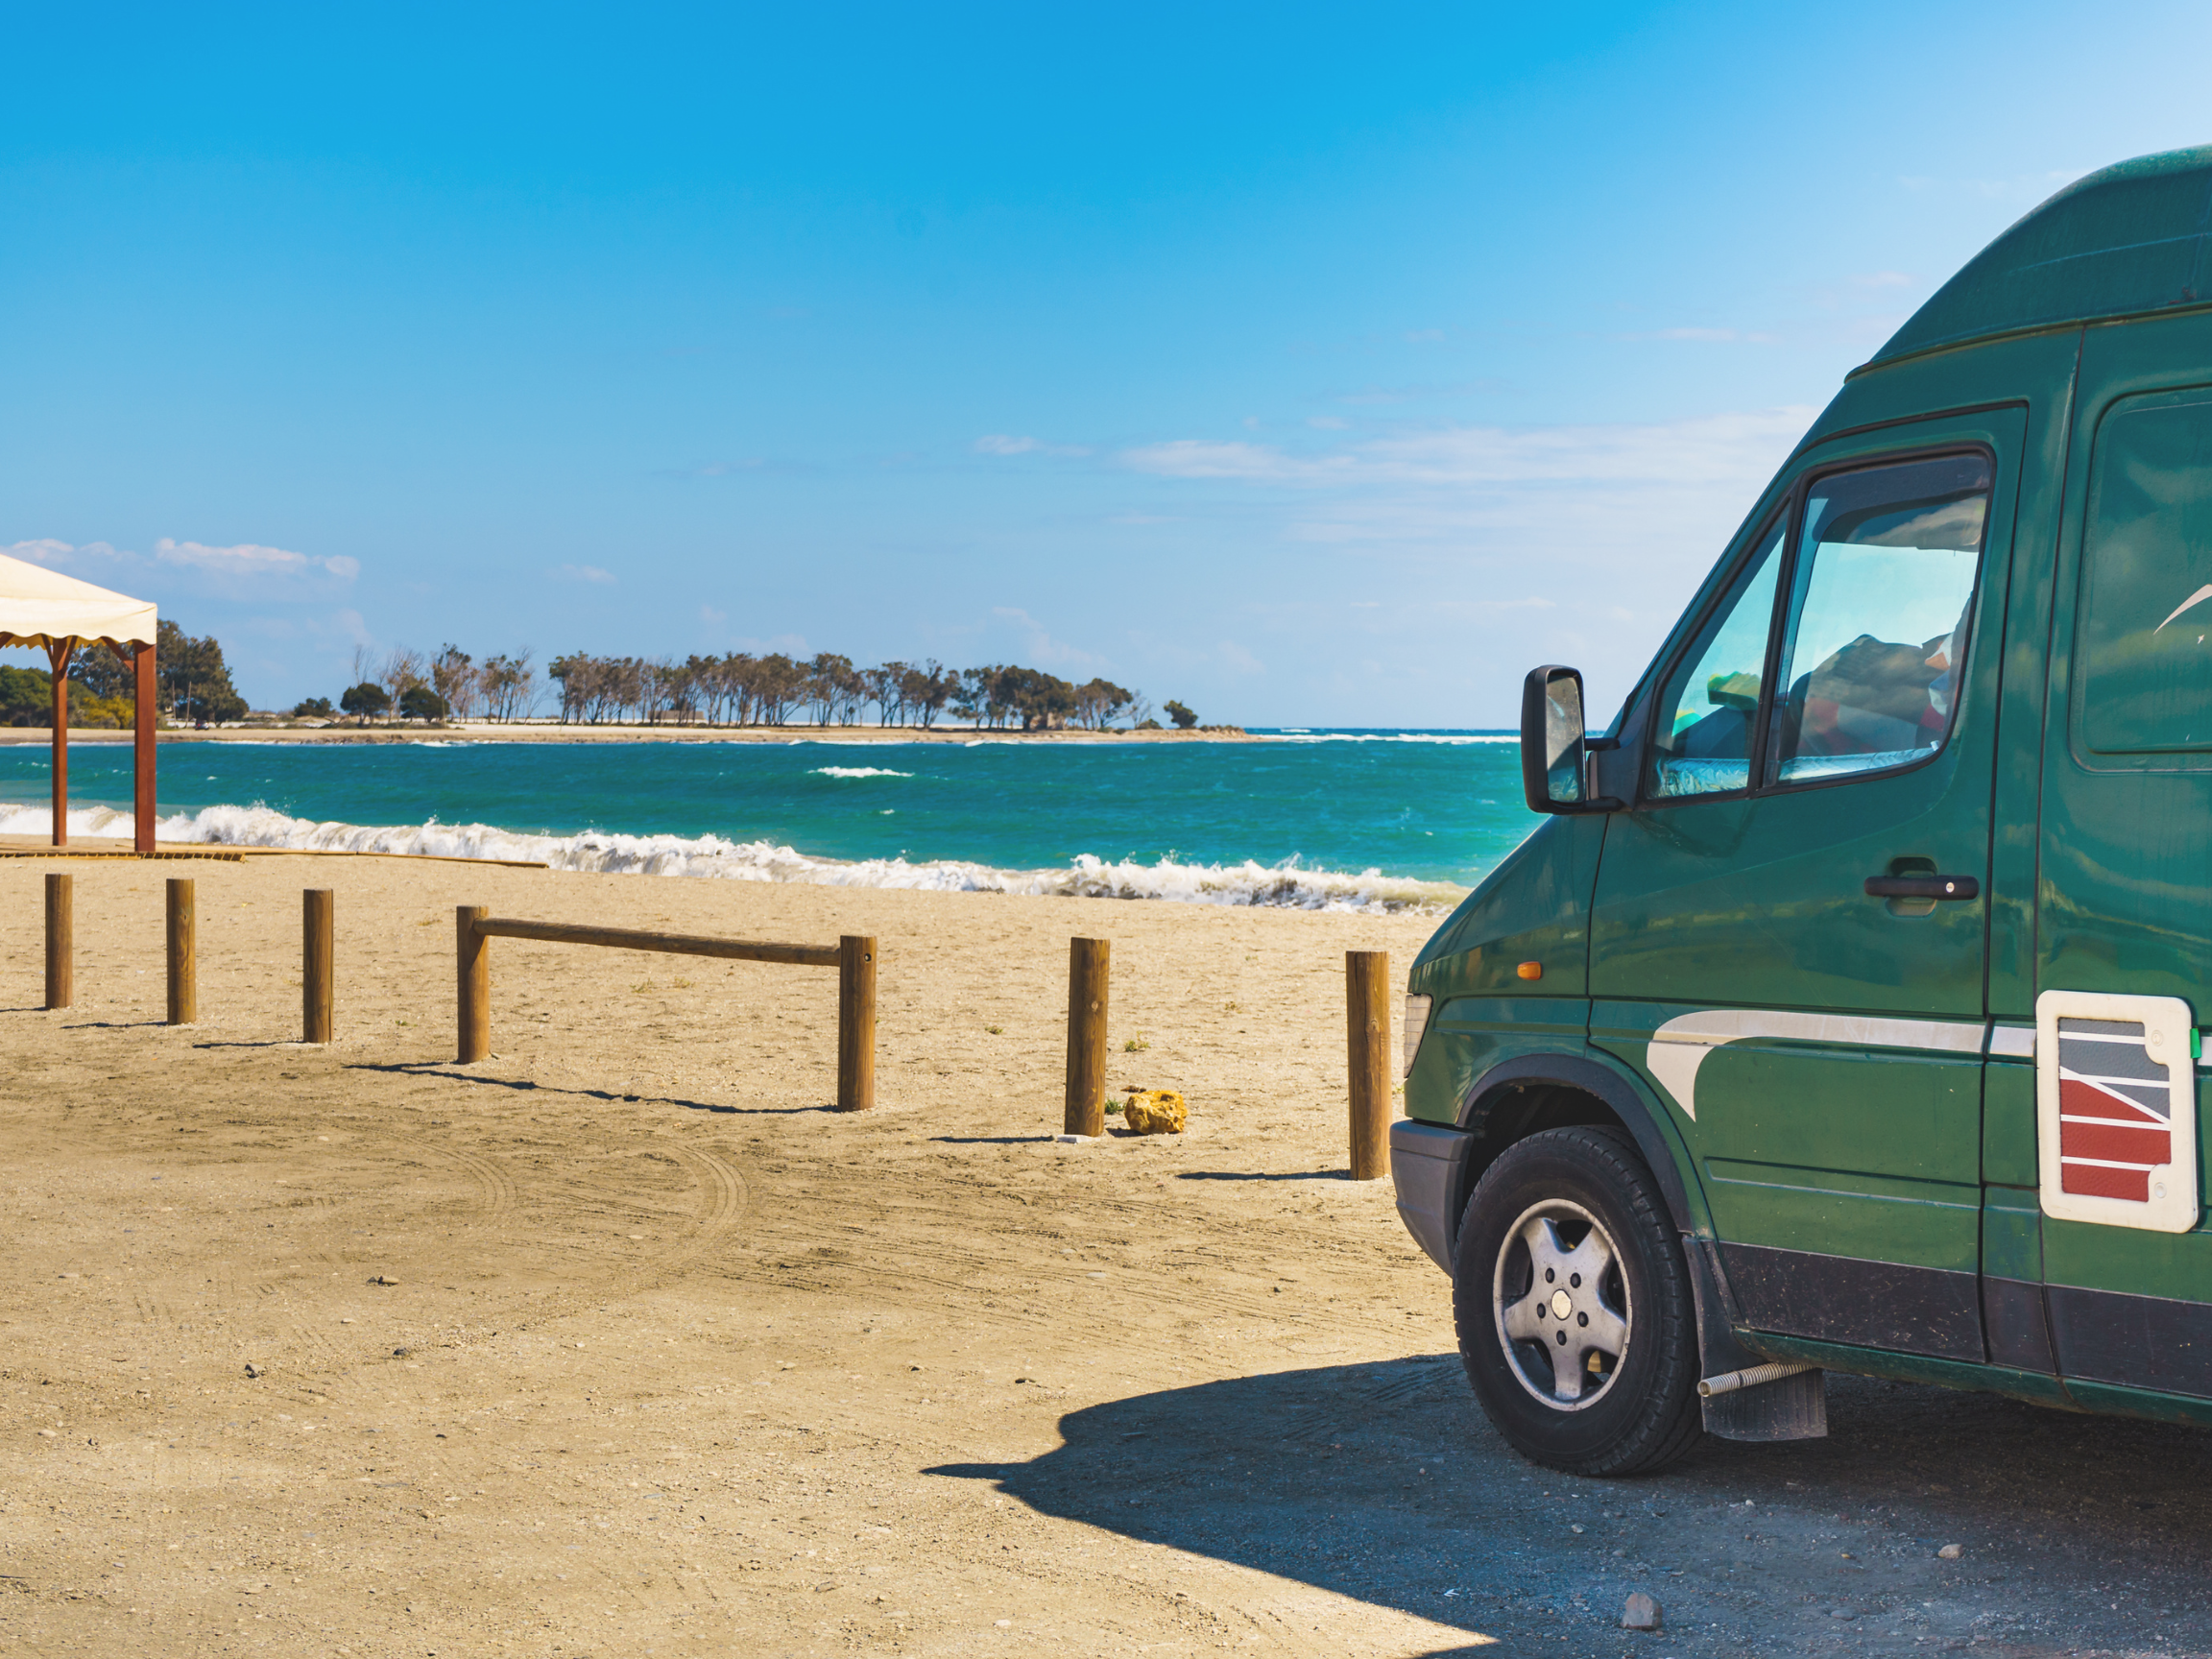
[1647,516,1784,798]
[1767,454,1990,785]
[2078,394,2212,755]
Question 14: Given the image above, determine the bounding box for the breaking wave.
[0,801,1462,913]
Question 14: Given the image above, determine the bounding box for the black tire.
[1451,1125,1702,1477]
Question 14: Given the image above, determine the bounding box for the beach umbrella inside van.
[0,551,158,853]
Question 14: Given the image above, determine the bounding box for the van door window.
[1647,516,1784,799]
[1767,453,1991,785]
[2076,392,2212,756]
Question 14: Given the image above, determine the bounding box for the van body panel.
[2059,1379,2212,1430]
[1586,405,2028,1357]
[2028,309,2212,1403]
[1735,1331,2077,1409]
[1866,146,2212,370]
[1718,1242,1981,1359]
[1983,1050,2038,1188]
[1407,811,1601,997]
[1980,1184,2057,1373]
[1403,998,1590,1130]
[2039,312,2212,1004]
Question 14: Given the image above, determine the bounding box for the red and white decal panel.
[2037,992,2200,1234]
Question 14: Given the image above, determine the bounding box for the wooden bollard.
[457,905,490,1062]
[44,872,72,1010]
[301,889,334,1044]
[166,878,196,1024]
[1346,950,1391,1179]
[836,934,877,1111]
[1064,937,1110,1137]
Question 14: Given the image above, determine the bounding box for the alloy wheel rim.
[1490,1198,1633,1412]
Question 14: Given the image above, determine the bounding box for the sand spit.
[0,720,1262,746]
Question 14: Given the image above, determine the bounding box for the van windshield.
[1648,515,1785,798]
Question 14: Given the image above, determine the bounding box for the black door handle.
[1863,874,1980,900]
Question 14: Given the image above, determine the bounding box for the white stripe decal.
[1643,1008,1984,1120]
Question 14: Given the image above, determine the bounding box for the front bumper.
[1389,1118,1475,1274]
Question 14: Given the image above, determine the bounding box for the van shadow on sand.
[929,1355,2212,1653]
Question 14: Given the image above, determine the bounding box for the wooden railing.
[454,907,877,1110]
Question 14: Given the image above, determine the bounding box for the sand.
[0,852,1447,1653]
[7,852,2212,1657]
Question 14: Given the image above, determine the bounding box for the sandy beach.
[8,852,2212,1656]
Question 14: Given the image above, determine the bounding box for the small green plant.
[984,1023,1004,1035]
[1104,1100,1123,1117]
[632,979,654,994]
[1122,1033,1150,1052]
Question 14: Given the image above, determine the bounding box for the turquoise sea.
[0,731,1533,910]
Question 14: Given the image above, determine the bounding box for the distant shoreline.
[0,720,1262,747]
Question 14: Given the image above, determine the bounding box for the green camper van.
[1391,145,2212,1476]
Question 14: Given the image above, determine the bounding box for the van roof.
[1868,144,2212,369]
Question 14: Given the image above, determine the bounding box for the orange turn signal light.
[1517,960,1543,981]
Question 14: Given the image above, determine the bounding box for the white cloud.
[1118,407,1818,719]
[974,434,1091,458]
[9,535,355,586]
[1124,408,1812,491]
[2,538,90,565]
[155,538,358,581]
[556,564,616,585]
[988,606,1106,672]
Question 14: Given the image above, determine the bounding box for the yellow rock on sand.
[1121,1089,1187,1135]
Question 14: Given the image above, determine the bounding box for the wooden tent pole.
[45,637,74,849]
[132,640,156,854]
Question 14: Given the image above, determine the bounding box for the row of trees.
[9,626,1209,733]
[311,645,1187,731]
[0,620,247,727]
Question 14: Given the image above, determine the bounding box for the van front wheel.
[1452,1126,1701,1477]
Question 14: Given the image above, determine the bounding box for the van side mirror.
[1520,665,1623,814]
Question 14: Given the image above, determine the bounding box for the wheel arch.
[1449,1051,1710,1258]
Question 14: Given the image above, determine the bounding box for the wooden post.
[166,878,196,1024]
[1064,937,1110,1137]
[457,905,490,1062]
[43,872,71,1010]
[132,640,156,855]
[1346,950,1391,1180]
[302,889,333,1044]
[836,934,877,1110]
[46,637,74,849]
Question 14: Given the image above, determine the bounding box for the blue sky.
[5,2,2210,724]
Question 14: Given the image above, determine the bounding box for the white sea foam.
[809,766,914,779]
[0,800,1461,912]
[1257,731,1516,745]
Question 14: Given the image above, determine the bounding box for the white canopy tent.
[0,552,158,853]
